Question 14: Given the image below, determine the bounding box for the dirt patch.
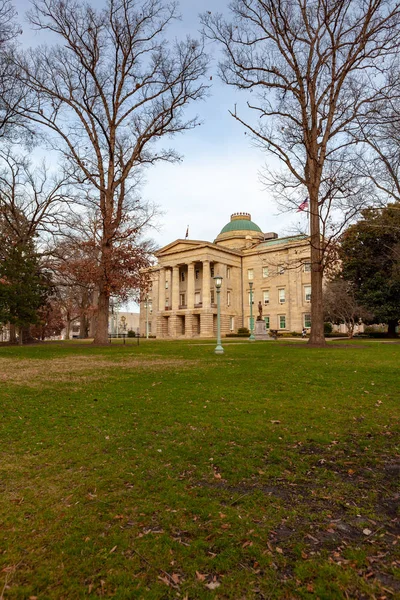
[0,356,199,387]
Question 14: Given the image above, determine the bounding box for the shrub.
[238,327,249,334]
[226,333,251,338]
[127,330,136,338]
[324,322,333,335]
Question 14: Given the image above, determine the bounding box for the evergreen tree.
[340,205,400,336]
[0,236,51,343]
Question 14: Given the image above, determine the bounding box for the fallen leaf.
[109,545,117,553]
[171,573,180,584]
[270,420,281,424]
[205,581,221,590]
[276,547,283,554]
[196,571,206,582]
[363,529,372,536]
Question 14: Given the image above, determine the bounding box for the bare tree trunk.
[309,188,326,347]
[65,313,71,340]
[94,286,110,345]
[9,323,16,343]
[387,319,398,338]
[18,326,23,345]
[79,290,89,339]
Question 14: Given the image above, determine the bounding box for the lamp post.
[249,281,255,341]
[145,295,149,339]
[213,275,224,354]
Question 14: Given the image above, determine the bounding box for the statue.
[257,300,263,320]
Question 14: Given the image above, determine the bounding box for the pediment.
[155,239,207,257]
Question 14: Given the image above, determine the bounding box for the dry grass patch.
[0,355,200,387]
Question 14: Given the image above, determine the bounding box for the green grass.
[0,338,399,599]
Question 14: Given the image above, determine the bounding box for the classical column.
[171,266,180,310]
[187,262,195,310]
[202,260,210,309]
[158,267,166,312]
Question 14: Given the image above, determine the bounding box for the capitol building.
[139,213,312,338]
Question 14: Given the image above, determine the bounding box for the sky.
[15,0,303,251]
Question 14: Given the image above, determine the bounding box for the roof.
[257,235,308,248]
[219,218,262,235]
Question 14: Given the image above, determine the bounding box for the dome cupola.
[215,213,264,249]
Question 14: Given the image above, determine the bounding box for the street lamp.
[213,275,224,354]
[145,294,149,339]
[249,281,255,341]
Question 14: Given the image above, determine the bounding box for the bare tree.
[0,147,71,246]
[202,0,400,346]
[15,0,209,344]
[323,279,371,338]
[0,1,32,141]
[354,76,400,203]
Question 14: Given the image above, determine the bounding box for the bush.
[238,327,249,334]
[226,332,250,338]
[127,330,136,338]
[324,322,333,335]
[325,332,348,338]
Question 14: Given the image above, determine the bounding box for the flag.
[185,225,189,239]
[297,198,309,212]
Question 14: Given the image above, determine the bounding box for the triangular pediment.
[155,239,210,257]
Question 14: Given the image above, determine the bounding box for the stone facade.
[139,213,312,338]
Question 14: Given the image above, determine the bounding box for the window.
[248,268,254,280]
[264,316,270,329]
[148,322,152,333]
[263,267,269,278]
[230,316,234,331]
[304,285,312,302]
[304,313,311,328]
[303,262,311,272]
[180,271,185,282]
[210,265,215,277]
[248,292,255,305]
[227,291,231,306]
[227,267,231,279]
[179,293,186,306]
[279,315,286,329]
[210,290,215,304]
[195,291,201,305]
[263,290,270,305]
[278,264,285,275]
[165,281,169,289]
[165,297,169,308]
[278,288,286,303]
[195,269,200,280]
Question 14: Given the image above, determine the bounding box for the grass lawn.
[0,338,399,599]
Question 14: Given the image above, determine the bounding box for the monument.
[255,301,272,340]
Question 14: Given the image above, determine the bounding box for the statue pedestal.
[254,319,271,340]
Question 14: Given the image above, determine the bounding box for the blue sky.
[15,0,300,248]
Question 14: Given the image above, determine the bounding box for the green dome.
[219,213,262,235]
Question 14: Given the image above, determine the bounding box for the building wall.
[139,234,312,338]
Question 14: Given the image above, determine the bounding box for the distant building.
[139,213,312,338]
[109,311,140,336]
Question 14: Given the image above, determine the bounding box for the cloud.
[144,146,295,248]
